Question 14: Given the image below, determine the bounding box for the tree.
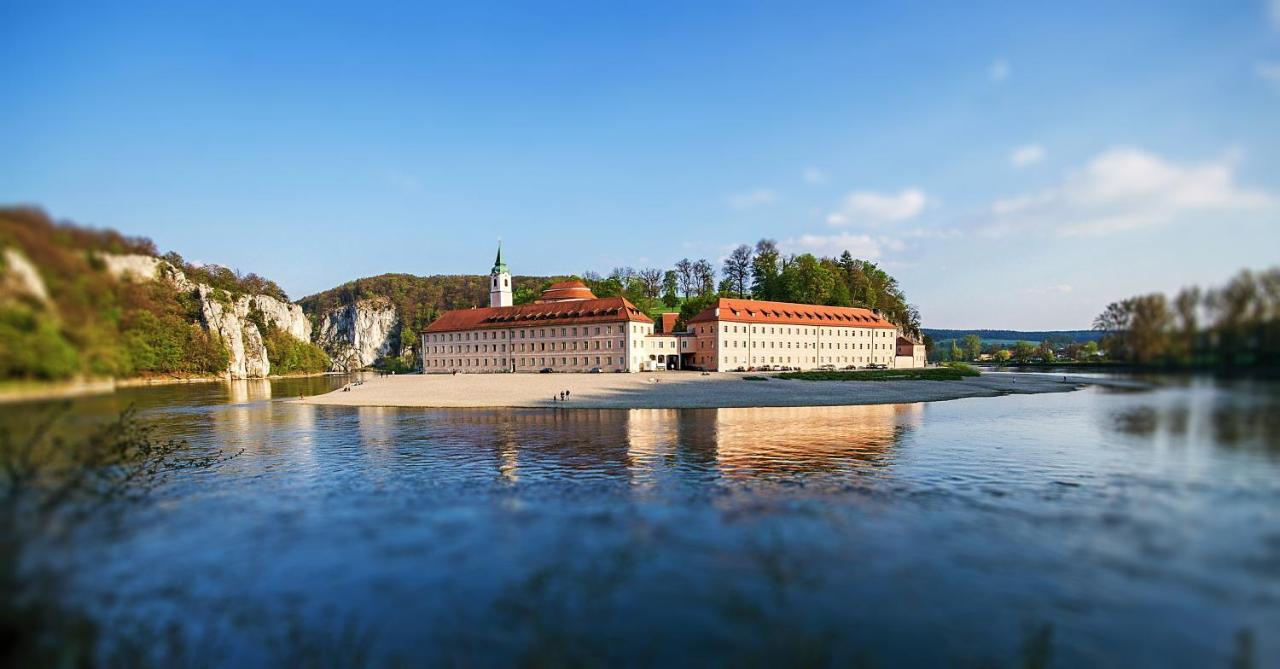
[1172,286,1201,363]
[1093,294,1172,364]
[995,349,1012,363]
[638,268,663,300]
[661,270,679,307]
[750,239,780,300]
[779,254,834,305]
[1038,340,1057,363]
[962,334,982,362]
[1012,340,1036,363]
[693,259,715,297]
[675,258,696,299]
[722,244,753,298]
[949,340,963,362]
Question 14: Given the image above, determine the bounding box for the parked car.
[538,367,555,373]
[867,363,888,370]
[588,367,602,373]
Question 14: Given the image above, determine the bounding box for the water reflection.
[1109,381,1280,455]
[9,375,1280,667]
[325,404,924,487]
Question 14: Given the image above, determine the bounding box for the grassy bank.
[776,363,980,382]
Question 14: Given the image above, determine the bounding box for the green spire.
[491,242,508,275]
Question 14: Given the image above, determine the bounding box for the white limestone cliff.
[1,248,51,303]
[100,253,313,379]
[314,299,401,371]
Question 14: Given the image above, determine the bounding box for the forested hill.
[0,207,329,380]
[295,274,560,351]
[923,329,1103,345]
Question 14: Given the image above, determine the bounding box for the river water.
[13,374,1280,666]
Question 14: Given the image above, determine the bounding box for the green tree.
[722,244,752,298]
[962,334,982,361]
[1012,340,1036,363]
[750,239,781,300]
[779,254,834,305]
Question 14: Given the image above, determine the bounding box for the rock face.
[1,248,50,303]
[314,299,401,371]
[100,254,313,379]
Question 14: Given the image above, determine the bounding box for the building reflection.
[431,404,923,484]
[706,404,921,478]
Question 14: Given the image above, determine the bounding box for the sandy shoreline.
[298,371,1144,410]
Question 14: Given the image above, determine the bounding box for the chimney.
[659,312,678,334]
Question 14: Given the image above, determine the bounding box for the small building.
[896,336,927,369]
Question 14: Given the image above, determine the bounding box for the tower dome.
[534,280,597,303]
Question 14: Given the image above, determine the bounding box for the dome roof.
[535,280,597,303]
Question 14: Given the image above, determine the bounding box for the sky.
[2,1,1278,329]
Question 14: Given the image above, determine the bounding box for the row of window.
[427,323,650,343]
[698,323,894,337]
[426,356,621,369]
[428,339,627,355]
[720,355,889,365]
[708,340,893,350]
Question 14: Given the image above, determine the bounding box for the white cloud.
[826,188,927,226]
[1009,144,1046,168]
[983,147,1274,238]
[989,59,1011,83]
[1258,62,1280,85]
[727,188,778,210]
[782,232,884,258]
[802,167,828,184]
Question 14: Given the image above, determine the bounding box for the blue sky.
[3,1,1278,329]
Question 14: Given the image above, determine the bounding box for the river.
[8,374,1279,667]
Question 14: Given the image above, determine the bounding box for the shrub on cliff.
[262,327,330,375]
[0,305,81,380]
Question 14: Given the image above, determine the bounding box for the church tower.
[489,243,512,308]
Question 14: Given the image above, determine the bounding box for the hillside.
[0,207,328,380]
[295,273,562,370]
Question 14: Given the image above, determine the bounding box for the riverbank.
[299,371,1146,409]
[0,371,342,404]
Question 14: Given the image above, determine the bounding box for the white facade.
[688,321,903,371]
[422,320,655,373]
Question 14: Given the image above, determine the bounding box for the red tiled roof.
[425,296,653,333]
[686,298,896,329]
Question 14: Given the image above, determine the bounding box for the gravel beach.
[300,371,1142,409]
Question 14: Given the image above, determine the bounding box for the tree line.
[1093,267,1280,367]
[563,240,920,335]
[938,334,1101,365]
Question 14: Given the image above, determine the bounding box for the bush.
[0,306,82,380]
[262,328,330,375]
[942,361,981,377]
